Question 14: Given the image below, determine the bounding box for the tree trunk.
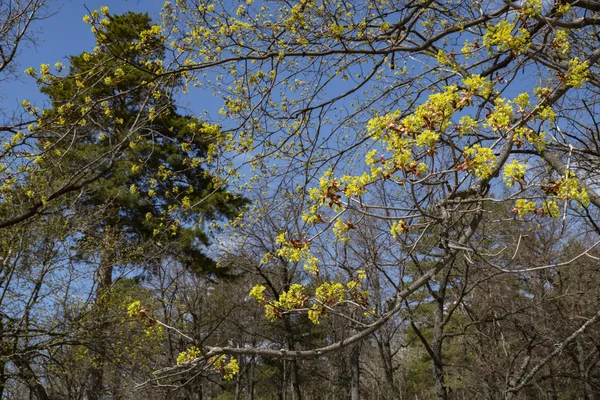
[576,336,595,400]
[281,359,287,400]
[0,360,5,400]
[546,364,558,400]
[235,361,243,400]
[350,343,361,400]
[247,356,255,400]
[431,272,449,400]
[0,317,6,400]
[85,262,113,400]
[431,318,448,400]
[283,315,302,400]
[376,328,400,399]
[289,359,302,400]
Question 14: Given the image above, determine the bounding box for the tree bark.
[576,336,595,400]
[0,317,6,400]
[350,343,361,400]
[247,356,255,400]
[84,262,113,400]
[432,297,448,400]
[281,359,287,400]
[0,360,5,400]
[235,369,242,400]
[376,328,400,399]
[289,358,302,400]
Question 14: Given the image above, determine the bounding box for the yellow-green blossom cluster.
[514,173,589,218]
[521,0,542,17]
[363,86,463,181]
[390,220,410,238]
[556,3,571,16]
[274,232,319,274]
[263,284,307,322]
[553,30,570,56]
[503,160,527,187]
[332,217,354,242]
[309,271,369,324]
[399,86,460,144]
[250,271,369,325]
[366,111,402,141]
[513,199,561,218]
[483,20,530,53]
[566,58,589,88]
[177,346,202,365]
[249,284,266,301]
[308,305,324,324]
[514,127,546,149]
[127,301,143,318]
[305,86,485,256]
[485,98,513,131]
[556,174,590,205]
[340,172,372,197]
[514,93,530,111]
[210,355,240,381]
[514,199,536,217]
[436,49,454,66]
[537,106,556,122]
[542,200,560,218]
[463,74,493,98]
[463,144,496,179]
[275,232,309,262]
[316,282,345,304]
[308,169,342,207]
[458,115,478,136]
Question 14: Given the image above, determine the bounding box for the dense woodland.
[1,0,600,399]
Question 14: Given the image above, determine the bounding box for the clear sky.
[0,0,164,110]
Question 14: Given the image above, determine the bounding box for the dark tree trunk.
[0,317,6,400]
[546,364,558,400]
[290,358,302,400]
[350,343,361,400]
[376,327,400,399]
[576,336,595,400]
[0,360,5,400]
[247,356,255,400]
[281,359,287,400]
[432,299,448,400]
[85,263,113,400]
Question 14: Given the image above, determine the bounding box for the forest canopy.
[1,0,600,399]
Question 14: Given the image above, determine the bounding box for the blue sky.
[0,0,164,110]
